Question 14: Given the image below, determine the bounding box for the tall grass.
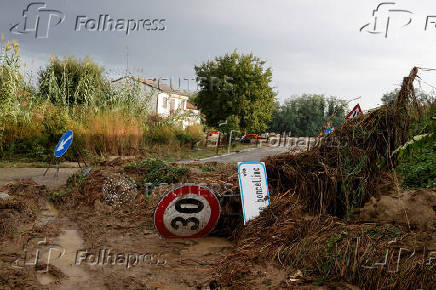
[0,38,204,160]
[82,111,144,155]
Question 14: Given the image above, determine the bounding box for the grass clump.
[142,158,188,185]
[396,100,436,188]
[397,134,436,188]
[126,158,188,194]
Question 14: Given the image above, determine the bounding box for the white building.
[112,76,201,128]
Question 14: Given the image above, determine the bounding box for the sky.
[2,0,436,110]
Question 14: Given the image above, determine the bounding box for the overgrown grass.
[396,101,436,188]
[397,134,436,188]
[125,157,188,195]
[0,38,206,161]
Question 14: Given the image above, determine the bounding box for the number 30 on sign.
[154,184,221,238]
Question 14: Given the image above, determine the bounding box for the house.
[112,76,201,128]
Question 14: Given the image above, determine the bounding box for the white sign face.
[238,162,270,224]
[162,194,211,237]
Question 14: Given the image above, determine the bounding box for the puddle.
[35,229,93,288]
[37,201,59,226]
[36,202,105,289]
[53,229,92,287]
[37,272,56,285]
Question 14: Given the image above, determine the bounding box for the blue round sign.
[54,130,73,157]
[323,128,332,136]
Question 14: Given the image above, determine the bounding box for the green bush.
[126,158,188,194]
[37,56,108,107]
[144,124,176,145]
[397,134,436,188]
[175,130,193,145]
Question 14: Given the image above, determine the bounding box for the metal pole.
[228,130,233,154]
[216,132,220,155]
[283,131,287,147]
[217,121,227,156]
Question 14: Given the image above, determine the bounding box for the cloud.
[2,0,436,110]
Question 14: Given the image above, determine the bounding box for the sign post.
[44,130,74,176]
[237,162,270,225]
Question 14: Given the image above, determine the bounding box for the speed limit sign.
[154,184,221,238]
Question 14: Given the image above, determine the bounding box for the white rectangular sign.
[237,162,270,224]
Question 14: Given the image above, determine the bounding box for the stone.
[0,193,10,200]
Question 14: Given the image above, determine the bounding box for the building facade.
[112,76,201,128]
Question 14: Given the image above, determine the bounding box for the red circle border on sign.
[154,184,221,239]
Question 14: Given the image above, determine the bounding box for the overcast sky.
[2,0,436,109]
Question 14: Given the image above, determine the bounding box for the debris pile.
[0,179,48,238]
[217,197,435,289]
[356,188,436,231]
[62,161,242,231]
[101,173,137,207]
[214,68,436,288]
[265,67,419,216]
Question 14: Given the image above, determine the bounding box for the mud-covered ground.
[1,162,284,289]
[1,160,435,289]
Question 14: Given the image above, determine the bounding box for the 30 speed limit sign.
[154,184,221,238]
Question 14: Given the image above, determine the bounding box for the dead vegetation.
[54,160,242,240]
[0,179,48,239]
[214,67,436,288]
[265,68,420,217]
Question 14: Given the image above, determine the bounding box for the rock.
[0,192,9,200]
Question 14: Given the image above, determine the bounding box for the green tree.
[38,56,108,106]
[381,89,399,105]
[382,88,435,105]
[194,51,276,133]
[268,95,347,136]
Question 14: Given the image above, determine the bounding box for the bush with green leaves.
[268,95,347,136]
[38,56,109,107]
[396,101,436,188]
[126,158,188,195]
[397,134,436,188]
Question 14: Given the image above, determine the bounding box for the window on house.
[162,97,168,109]
[178,100,185,110]
[170,98,175,114]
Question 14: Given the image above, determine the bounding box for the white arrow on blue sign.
[54,130,73,157]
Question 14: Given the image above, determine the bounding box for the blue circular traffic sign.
[54,130,73,157]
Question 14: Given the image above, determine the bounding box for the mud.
[2,161,434,289]
[0,166,243,289]
[357,189,436,231]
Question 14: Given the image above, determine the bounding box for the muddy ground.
[0,161,435,289]
[0,162,256,289]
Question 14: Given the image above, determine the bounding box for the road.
[0,168,80,189]
[0,146,292,189]
[190,145,290,163]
